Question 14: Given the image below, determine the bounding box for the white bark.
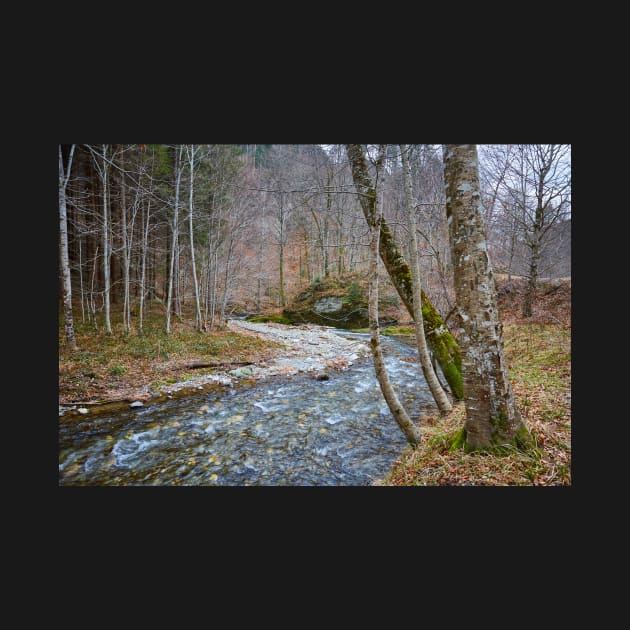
[119,153,131,333]
[400,144,452,413]
[186,145,203,331]
[139,196,150,334]
[166,145,183,335]
[101,144,112,334]
[59,144,77,350]
[369,145,421,447]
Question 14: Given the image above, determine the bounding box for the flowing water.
[59,330,436,486]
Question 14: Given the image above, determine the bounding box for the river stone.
[78,408,88,414]
[130,401,144,408]
[229,366,254,377]
[313,296,344,313]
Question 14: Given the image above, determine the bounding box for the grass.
[375,321,571,486]
[59,303,286,403]
[381,325,415,336]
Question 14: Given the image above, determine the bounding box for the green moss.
[448,427,467,451]
[382,326,415,336]
[514,423,536,450]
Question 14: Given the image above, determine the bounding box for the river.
[59,329,436,486]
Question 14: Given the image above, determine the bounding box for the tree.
[368,145,422,446]
[345,144,464,400]
[166,145,183,335]
[99,144,113,334]
[443,144,530,450]
[59,144,77,351]
[186,145,203,331]
[479,144,571,314]
[400,144,452,413]
[520,144,571,317]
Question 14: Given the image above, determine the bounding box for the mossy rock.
[283,274,397,330]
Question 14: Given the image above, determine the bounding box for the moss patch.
[247,314,292,325]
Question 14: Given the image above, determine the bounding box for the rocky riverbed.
[59,321,371,417]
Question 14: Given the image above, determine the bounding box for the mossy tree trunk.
[345,144,463,400]
[443,144,529,451]
[368,146,421,446]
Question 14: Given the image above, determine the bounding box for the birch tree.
[100,144,112,334]
[443,144,530,450]
[186,144,203,331]
[368,145,422,446]
[59,144,77,350]
[166,145,183,335]
[400,144,452,413]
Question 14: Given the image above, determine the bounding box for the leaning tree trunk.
[368,146,421,446]
[59,144,77,351]
[400,144,452,413]
[345,144,463,400]
[443,144,530,451]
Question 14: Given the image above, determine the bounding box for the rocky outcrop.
[282,276,398,329]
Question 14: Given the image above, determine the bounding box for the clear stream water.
[59,330,436,486]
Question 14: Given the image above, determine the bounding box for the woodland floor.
[376,276,571,486]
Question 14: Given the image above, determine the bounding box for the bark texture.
[443,144,528,450]
[368,146,421,446]
[400,145,452,413]
[345,144,463,400]
[59,145,77,351]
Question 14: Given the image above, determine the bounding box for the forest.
[59,144,571,486]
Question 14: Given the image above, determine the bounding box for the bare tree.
[443,144,530,450]
[521,144,571,316]
[368,145,421,446]
[400,145,452,413]
[166,145,183,335]
[100,144,112,334]
[479,144,571,314]
[186,145,203,331]
[59,144,77,350]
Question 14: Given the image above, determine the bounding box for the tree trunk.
[279,196,287,307]
[443,144,529,451]
[166,145,183,335]
[120,151,131,332]
[187,145,203,331]
[101,144,112,334]
[345,144,463,400]
[523,239,539,318]
[59,145,78,351]
[139,197,151,335]
[401,145,452,413]
[368,146,421,446]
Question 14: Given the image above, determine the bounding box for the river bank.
[59,319,370,417]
